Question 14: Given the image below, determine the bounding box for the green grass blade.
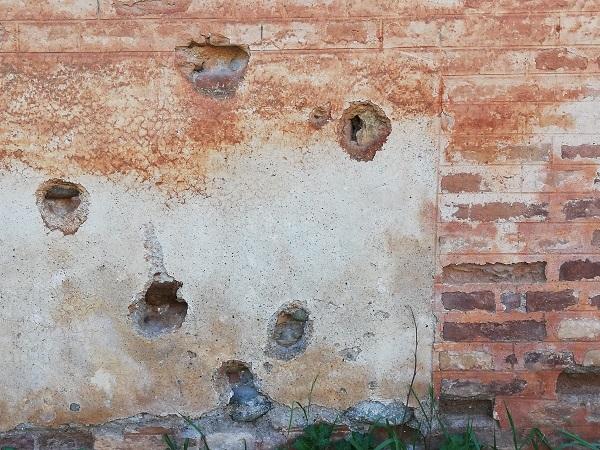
[163,434,178,450]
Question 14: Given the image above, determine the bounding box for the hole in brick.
[37,179,89,235]
[556,368,600,398]
[339,101,391,161]
[266,303,312,360]
[129,273,188,337]
[175,37,250,99]
[216,360,271,422]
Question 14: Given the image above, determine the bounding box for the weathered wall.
[1,0,600,448]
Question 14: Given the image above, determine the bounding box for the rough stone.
[344,400,413,426]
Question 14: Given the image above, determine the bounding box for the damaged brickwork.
[1,0,600,448]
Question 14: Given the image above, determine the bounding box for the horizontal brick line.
[444,101,600,105]
[443,72,600,77]
[440,252,600,256]
[440,192,600,195]
[5,11,600,23]
[0,48,389,55]
[438,222,600,225]
[440,163,600,168]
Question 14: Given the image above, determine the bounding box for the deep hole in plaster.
[266,303,312,360]
[129,274,188,337]
[339,101,392,162]
[175,38,250,99]
[36,179,89,235]
[216,360,272,422]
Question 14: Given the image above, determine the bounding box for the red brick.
[443,320,547,342]
[383,18,440,48]
[0,23,18,52]
[559,259,600,281]
[440,173,482,193]
[261,20,381,50]
[525,289,578,312]
[524,350,575,369]
[19,22,81,52]
[562,144,600,159]
[0,0,98,20]
[563,199,600,220]
[535,48,589,70]
[440,15,560,47]
[451,202,548,222]
[441,291,495,311]
[444,136,551,163]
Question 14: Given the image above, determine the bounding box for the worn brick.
[501,292,525,311]
[443,320,547,342]
[535,48,589,71]
[261,20,381,50]
[0,22,18,52]
[590,294,600,307]
[442,261,547,284]
[440,15,559,47]
[558,318,600,340]
[441,378,527,399]
[0,434,34,450]
[556,369,600,397]
[563,199,600,220]
[439,350,494,370]
[445,137,551,163]
[591,230,600,247]
[37,430,94,450]
[561,143,600,159]
[440,173,483,193]
[559,259,600,281]
[525,289,577,312]
[19,22,81,52]
[451,202,548,222]
[524,351,575,369]
[583,349,600,366]
[383,18,440,48]
[560,14,600,45]
[0,0,98,20]
[441,291,495,311]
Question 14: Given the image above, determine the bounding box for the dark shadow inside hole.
[44,184,81,216]
[140,279,188,334]
[350,115,364,143]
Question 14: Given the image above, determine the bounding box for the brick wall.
[2,0,600,445]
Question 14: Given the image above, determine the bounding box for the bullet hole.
[129,273,188,337]
[266,303,312,361]
[175,36,250,99]
[216,360,271,422]
[308,104,332,129]
[69,403,80,412]
[339,101,392,161]
[36,179,89,235]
